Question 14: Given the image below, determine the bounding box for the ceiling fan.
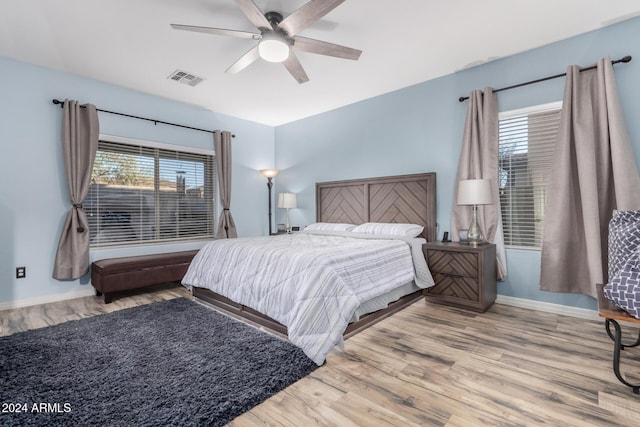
[170,0,362,84]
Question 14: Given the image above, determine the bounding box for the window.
[498,102,561,249]
[87,136,216,247]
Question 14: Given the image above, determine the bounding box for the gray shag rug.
[0,297,318,426]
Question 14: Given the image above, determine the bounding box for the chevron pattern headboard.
[316,173,437,241]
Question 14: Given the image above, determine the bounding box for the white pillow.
[304,222,356,232]
[351,222,424,238]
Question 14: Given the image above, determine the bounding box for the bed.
[183,172,437,364]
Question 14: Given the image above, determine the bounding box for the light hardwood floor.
[2,284,640,426]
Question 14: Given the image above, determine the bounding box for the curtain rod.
[51,99,235,137]
[457,55,632,102]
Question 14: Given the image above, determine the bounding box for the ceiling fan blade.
[226,45,261,74]
[293,36,361,60]
[171,24,260,40]
[234,0,272,29]
[279,0,345,36]
[282,51,309,84]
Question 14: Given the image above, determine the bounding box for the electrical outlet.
[16,266,26,279]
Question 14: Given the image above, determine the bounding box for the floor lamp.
[260,169,279,235]
[457,179,492,246]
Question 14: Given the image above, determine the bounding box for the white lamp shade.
[258,36,290,63]
[278,192,297,209]
[457,179,492,205]
[260,169,279,178]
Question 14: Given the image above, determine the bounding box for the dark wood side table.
[422,241,497,312]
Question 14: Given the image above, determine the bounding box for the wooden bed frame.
[193,172,437,339]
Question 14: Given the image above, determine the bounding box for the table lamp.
[457,179,492,246]
[277,192,297,233]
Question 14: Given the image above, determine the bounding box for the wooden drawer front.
[427,251,478,278]
[428,273,480,303]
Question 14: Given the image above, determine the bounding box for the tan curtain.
[215,130,237,238]
[451,88,507,281]
[53,100,99,280]
[540,57,640,297]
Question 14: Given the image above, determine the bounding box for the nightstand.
[422,241,496,312]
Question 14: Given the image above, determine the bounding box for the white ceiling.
[1,0,639,126]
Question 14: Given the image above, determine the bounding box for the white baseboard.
[496,295,600,321]
[0,288,96,311]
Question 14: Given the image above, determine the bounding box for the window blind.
[498,102,561,249]
[87,140,216,247]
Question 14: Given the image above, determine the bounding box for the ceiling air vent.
[167,69,205,87]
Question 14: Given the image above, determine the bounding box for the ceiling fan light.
[258,38,289,63]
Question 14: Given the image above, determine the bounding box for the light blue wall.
[274,16,640,311]
[3,17,640,309]
[0,56,274,304]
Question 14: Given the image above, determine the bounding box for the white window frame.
[498,101,562,251]
[100,134,215,157]
[87,134,216,248]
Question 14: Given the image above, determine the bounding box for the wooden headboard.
[315,172,437,241]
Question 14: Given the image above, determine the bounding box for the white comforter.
[182,230,433,365]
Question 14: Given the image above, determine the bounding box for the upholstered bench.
[91,250,199,303]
